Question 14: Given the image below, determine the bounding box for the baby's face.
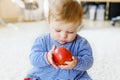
[49,20,79,44]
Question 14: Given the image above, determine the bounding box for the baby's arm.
[30,37,50,67]
[74,40,93,71]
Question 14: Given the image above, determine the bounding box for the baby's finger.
[51,45,56,51]
[52,64,58,69]
[64,61,72,65]
[51,62,58,69]
[72,56,75,60]
[59,65,68,69]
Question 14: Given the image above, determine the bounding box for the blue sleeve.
[29,36,49,67]
[74,39,94,71]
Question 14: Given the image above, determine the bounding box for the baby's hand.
[46,45,58,68]
[59,56,77,69]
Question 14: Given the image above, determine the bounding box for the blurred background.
[0,0,120,26]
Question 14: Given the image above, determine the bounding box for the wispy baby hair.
[48,0,83,25]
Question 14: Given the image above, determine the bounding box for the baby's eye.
[67,31,74,34]
[56,30,61,32]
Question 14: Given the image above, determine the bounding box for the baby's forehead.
[51,20,80,29]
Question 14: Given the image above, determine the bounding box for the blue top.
[28,33,93,80]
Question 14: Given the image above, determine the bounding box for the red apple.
[53,46,73,65]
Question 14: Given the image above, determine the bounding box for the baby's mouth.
[59,40,67,44]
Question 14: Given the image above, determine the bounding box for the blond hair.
[48,0,83,25]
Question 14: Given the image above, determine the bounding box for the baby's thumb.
[51,45,56,51]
